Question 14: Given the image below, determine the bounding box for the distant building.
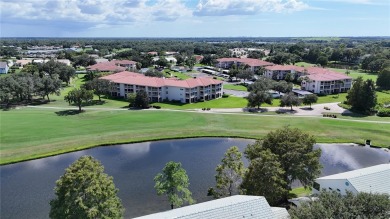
[15,59,32,67]
[264,65,352,94]
[101,71,223,103]
[216,58,273,72]
[313,163,390,196]
[87,60,137,72]
[56,59,71,66]
[0,62,9,74]
[134,195,289,219]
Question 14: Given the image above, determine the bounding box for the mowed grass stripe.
[1,108,389,164]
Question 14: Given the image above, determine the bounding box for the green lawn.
[1,108,390,164]
[291,187,312,197]
[153,96,248,109]
[329,68,378,81]
[223,84,248,91]
[294,62,378,81]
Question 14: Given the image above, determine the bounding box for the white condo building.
[264,65,353,94]
[312,164,390,196]
[101,71,223,103]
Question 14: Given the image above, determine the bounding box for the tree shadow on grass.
[81,100,106,107]
[55,110,82,116]
[245,108,269,113]
[300,107,314,111]
[276,108,298,114]
[341,112,369,118]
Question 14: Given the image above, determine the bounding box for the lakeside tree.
[209,146,245,198]
[241,150,287,205]
[289,191,390,219]
[346,77,377,112]
[244,127,322,203]
[84,78,111,101]
[64,88,94,112]
[302,94,318,109]
[49,156,124,219]
[280,92,301,111]
[377,68,390,90]
[154,161,195,209]
[134,90,149,108]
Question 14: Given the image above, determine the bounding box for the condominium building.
[216,58,273,72]
[264,65,353,94]
[101,71,223,103]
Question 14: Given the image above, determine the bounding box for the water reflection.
[1,139,389,219]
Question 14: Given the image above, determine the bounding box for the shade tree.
[154,161,195,209]
[49,156,123,219]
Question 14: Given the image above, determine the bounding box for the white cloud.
[0,0,192,29]
[194,0,309,16]
[313,0,388,5]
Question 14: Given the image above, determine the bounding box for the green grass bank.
[1,108,389,165]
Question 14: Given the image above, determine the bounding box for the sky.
[0,0,389,37]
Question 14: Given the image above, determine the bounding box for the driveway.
[224,89,249,97]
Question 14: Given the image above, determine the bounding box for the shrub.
[377,108,390,117]
[222,93,229,98]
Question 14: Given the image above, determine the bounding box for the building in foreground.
[264,65,352,94]
[313,163,390,196]
[134,195,289,219]
[216,58,273,72]
[101,71,223,103]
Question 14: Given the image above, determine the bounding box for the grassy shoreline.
[1,108,389,165]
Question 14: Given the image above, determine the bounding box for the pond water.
[1,138,389,218]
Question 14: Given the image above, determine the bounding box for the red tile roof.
[87,62,126,72]
[237,58,273,67]
[265,65,305,72]
[100,71,223,88]
[305,67,352,81]
[216,58,273,67]
[112,60,137,65]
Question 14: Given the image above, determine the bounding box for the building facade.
[312,164,390,196]
[264,65,353,94]
[216,58,273,72]
[101,71,223,103]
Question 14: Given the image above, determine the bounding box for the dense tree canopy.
[302,94,318,109]
[49,156,123,219]
[144,69,164,78]
[346,77,377,112]
[289,191,390,219]
[154,161,195,209]
[280,92,301,110]
[134,90,149,108]
[210,146,245,198]
[64,88,94,112]
[244,127,321,203]
[241,149,287,205]
[84,78,111,101]
[377,68,390,90]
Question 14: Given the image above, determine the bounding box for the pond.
[1,138,389,218]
